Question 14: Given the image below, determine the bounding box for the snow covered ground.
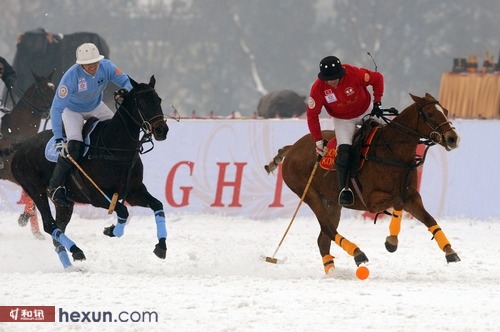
[0,211,499,331]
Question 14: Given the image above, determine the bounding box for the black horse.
[0,71,55,239]
[11,75,170,270]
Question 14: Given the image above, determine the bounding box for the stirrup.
[47,186,71,207]
[338,188,354,206]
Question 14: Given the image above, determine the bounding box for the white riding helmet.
[75,43,104,65]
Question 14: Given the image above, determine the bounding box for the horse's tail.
[264,145,292,174]
[0,142,23,157]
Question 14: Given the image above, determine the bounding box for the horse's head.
[125,75,169,141]
[409,93,460,151]
[19,70,56,118]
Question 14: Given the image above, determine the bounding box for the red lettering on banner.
[0,306,55,322]
[268,163,284,207]
[166,161,194,207]
[210,162,246,207]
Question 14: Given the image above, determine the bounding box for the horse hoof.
[18,213,31,227]
[446,252,461,263]
[153,238,167,259]
[385,241,398,253]
[32,232,45,240]
[103,225,116,237]
[70,245,86,261]
[385,235,398,253]
[324,265,335,275]
[354,252,369,266]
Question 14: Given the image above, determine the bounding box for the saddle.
[44,118,100,163]
[319,119,380,175]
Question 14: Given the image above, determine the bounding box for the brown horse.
[265,93,460,274]
[0,71,55,239]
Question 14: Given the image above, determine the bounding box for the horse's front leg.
[365,192,405,253]
[48,221,86,266]
[152,209,167,259]
[404,194,461,263]
[142,191,168,259]
[105,191,168,259]
[103,201,129,237]
[53,241,72,269]
[134,189,168,259]
[385,209,403,252]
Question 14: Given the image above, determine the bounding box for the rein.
[363,100,453,204]
[84,86,165,202]
[87,90,161,161]
[114,87,166,153]
[368,100,454,167]
[381,101,454,146]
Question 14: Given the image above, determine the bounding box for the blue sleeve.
[50,73,76,139]
[106,60,132,91]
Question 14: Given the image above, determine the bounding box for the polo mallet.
[262,161,319,264]
[168,104,181,122]
[65,153,119,214]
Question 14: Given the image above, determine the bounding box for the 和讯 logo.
[0,306,55,322]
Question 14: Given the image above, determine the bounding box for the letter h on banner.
[210,162,246,207]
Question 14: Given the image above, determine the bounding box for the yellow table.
[439,72,500,118]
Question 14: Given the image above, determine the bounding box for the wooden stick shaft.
[270,161,319,258]
[66,154,111,203]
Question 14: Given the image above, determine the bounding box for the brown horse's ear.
[48,69,55,81]
[425,92,435,100]
[149,75,156,88]
[409,93,422,103]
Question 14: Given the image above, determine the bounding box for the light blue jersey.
[50,59,133,139]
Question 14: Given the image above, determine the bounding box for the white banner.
[139,119,335,219]
[1,118,499,220]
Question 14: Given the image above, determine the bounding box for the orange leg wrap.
[389,209,403,236]
[30,215,40,234]
[322,254,335,274]
[25,201,40,234]
[334,234,358,256]
[428,224,450,251]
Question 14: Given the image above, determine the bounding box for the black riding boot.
[47,140,85,207]
[335,144,354,206]
[47,156,73,207]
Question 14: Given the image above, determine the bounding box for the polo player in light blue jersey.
[47,43,132,206]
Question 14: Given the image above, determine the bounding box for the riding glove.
[113,88,129,103]
[370,101,383,118]
[316,140,326,160]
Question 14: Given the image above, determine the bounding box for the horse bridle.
[415,100,456,145]
[366,100,455,209]
[133,88,166,135]
[115,86,167,153]
[387,100,455,146]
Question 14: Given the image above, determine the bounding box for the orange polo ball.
[356,266,370,280]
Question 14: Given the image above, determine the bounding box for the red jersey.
[306,64,384,142]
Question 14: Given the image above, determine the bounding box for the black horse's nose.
[154,124,169,140]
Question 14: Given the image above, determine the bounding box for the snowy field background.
[0,210,499,331]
